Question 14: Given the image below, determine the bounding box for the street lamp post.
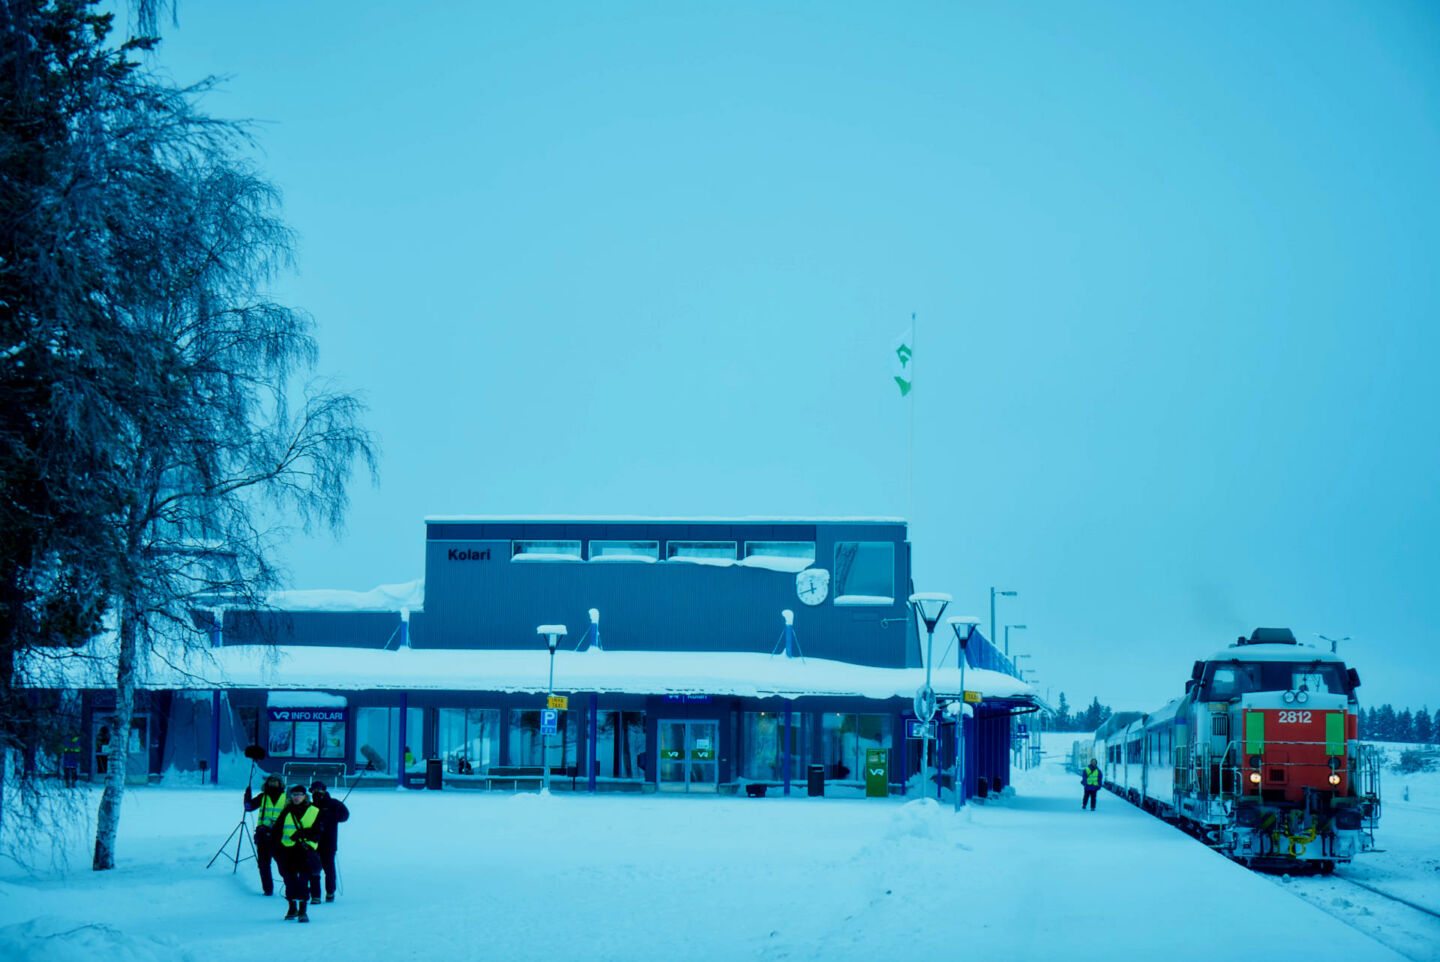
[990,587,1017,654]
[909,592,951,803]
[1005,624,1027,661]
[536,624,567,792]
[947,615,979,811]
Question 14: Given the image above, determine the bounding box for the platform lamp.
[536,624,567,792]
[947,615,980,812]
[990,588,1018,655]
[909,592,951,802]
[1005,624,1027,664]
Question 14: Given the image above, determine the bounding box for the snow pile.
[267,580,424,612]
[0,918,196,962]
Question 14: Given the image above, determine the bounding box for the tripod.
[207,755,260,873]
[207,809,257,873]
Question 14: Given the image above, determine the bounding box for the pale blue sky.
[148,2,1440,712]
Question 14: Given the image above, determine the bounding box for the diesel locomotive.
[1090,628,1380,872]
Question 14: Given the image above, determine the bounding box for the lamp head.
[946,615,980,648]
[908,592,952,631]
[536,624,568,651]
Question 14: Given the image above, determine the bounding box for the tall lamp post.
[947,615,979,811]
[990,587,1018,654]
[909,592,951,802]
[1005,624,1027,661]
[536,624,567,793]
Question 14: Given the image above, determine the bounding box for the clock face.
[795,568,830,606]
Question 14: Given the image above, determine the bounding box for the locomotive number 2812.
[1276,710,1312,723]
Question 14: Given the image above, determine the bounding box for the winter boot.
[284,900,298,921]
[297,900,309,923]
[325,893,335,902]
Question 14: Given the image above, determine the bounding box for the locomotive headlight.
[1249,771,1262,784]
[1328,773,1341,785]
[1295,690,1308,704]
[1283,690,1296,704]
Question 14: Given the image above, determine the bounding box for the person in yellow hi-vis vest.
[243,774,287,895]
[1081,758,1102,810]
[272,785,321,922]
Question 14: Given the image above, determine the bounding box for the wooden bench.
[281,761,347,785]
[482,766,545,790]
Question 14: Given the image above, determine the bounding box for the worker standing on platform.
[1082,758,1101,810]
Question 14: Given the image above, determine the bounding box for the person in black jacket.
[307,780,350,903]
[272,784,321,922]
[243,774,287,895]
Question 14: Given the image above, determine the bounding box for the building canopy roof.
[25,640,1034,705]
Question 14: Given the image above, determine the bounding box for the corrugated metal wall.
[414,520,911,668]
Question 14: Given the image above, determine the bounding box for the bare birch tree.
[1,2,376,868]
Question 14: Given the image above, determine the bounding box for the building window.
[666,541,736,564]
[741,711,809,781]
[355,706,423,774]
[589,541,659,563]
[833,542,895,605]
[508,709,576,769]
[739,541,816,572]
[511,540,582,561]
[821,713,890,781]
[595,710,647,777]
[437,708,498,774]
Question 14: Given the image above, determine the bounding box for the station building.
[56,517,1040,800]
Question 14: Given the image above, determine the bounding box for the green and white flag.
[892,324,914,397]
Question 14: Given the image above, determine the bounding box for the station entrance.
[657,720,717,792]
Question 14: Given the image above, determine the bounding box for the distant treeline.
[1049,694,1112,732]
[1358,705,1436,744]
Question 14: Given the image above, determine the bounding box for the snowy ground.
[1,751,1432,962]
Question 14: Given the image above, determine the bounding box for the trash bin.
[807,763,825,797]
[425,757,442,790]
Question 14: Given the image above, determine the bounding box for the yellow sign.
[963,690,983,704]
[547,695,569,710]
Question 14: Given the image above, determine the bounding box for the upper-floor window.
[511,540,582,562]
[833,542,894,605]
[589,540,659,563]
[739,541,816,573]
[666,541,736,565]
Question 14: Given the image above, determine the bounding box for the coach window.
[512,540,582,561]
[833,542,894,605]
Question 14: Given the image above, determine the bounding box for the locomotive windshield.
[1202,661,1349,700]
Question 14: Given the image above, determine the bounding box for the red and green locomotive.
[1093,628,1379,871]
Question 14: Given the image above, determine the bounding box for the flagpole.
[908,312,916,533]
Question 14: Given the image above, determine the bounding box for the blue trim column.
[210,690,221,785]
[587,693,598,793]
[782,698,792,796]
[398,692,409,789]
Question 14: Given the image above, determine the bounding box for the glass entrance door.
[657,720,718,793]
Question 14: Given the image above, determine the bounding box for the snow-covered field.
[1,750,1433,961]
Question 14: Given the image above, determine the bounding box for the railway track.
[1330,873,1440,921]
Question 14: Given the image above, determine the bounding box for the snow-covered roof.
[264,580,424,612]
[24,642,1033,704]
[425,515,906,524]
[1202,643,1345,664]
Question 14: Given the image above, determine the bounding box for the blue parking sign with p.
[540,708,559,735]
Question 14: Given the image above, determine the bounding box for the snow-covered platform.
[0,755,1421,961]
